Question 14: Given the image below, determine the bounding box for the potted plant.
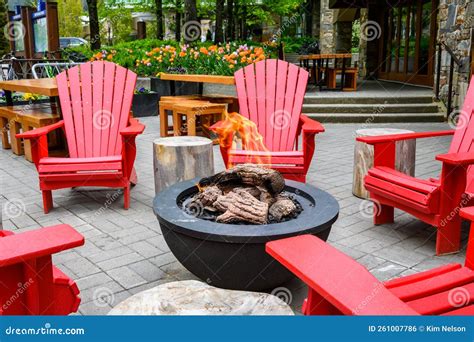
[131,88,159,117]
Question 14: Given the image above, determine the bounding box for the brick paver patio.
[1,117,468,314]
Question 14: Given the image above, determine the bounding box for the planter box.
[132,93,159,117]
[0,99,51,107]
[150,77,200,97]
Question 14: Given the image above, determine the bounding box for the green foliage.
[0,0,8,56]
[57,0,84,38]
[64,38,277,76]
[352,19,360,51]
[281,36,318,53]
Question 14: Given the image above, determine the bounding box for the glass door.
[378,0,437,86]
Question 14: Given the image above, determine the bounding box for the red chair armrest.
[357,130,454,145]
[436,152,474,165]
[120,121,145,136]
[300,115,325,133]
[16,120,64,139]
[0,224,84,267]
[461,207,474,221]
[266,235,417,315]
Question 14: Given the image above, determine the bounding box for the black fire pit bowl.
[153,178,339,291]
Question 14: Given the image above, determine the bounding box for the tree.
[175,0,182,41]
[184,0,198,43]
[0,0,9,56]
[226,0,234,41]
[57,0,84,38]
[86,0,101,49]
[154,0,164,39]
[215,0,225,43]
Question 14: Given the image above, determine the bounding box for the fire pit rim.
[153,178,339,244]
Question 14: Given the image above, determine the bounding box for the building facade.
[314,0,473,112]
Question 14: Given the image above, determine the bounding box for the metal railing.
[435,42,463,117]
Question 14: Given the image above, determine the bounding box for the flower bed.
[66,39,278,78]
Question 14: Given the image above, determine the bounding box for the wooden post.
[353,128,416,199]
[21,6,35,58]
[46,1,60,58]
[137,21,147,40]
[153,136,214,194]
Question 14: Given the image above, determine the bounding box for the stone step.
[302,103,440,114]
[306,113,446,123]
[303,95,435,105]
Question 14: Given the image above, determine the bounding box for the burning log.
[198,164,285,194]
[185,165,301,225]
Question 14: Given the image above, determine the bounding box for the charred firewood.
[214,189,268,224]
[269,195,297,222]
[198,164,285,195]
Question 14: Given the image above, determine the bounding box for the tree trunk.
[184,0,199,43]
[86,0,100,50]
[175,0,182,41]
[304,0,314,37]
[226,0,234,40]
[0,0,9,56]
[215,0,225,43]
[242,4,248,40]
[155,0,164,39]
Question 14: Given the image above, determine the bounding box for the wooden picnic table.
[0,78,59,105]
[299,53,354,91]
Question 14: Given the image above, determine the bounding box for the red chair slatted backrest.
[448,76,474,193]
[56,61,137,158]
[234,59,309,152]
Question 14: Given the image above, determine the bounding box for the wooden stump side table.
[153,136,214,194]
[353,128,416,199]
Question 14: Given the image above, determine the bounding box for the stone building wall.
[437,0,474,114]
[320,0,335,54]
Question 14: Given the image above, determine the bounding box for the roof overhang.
[329,0,368,9]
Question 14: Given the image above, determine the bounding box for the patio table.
[299,53,353,91]
[0,78,58,105]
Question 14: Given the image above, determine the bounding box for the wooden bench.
[173,101,227,138]
[326,67,358,91]
[0,103,61,161]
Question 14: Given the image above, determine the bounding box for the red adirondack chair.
[211,59,324,182]
[0,224,84,315]
[17,61,145,213]
[267,206,474,316]
[356,76,474,255]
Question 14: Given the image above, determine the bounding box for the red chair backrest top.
[56,61,137,158]
[449,76,474,193]
[234,59,309,152]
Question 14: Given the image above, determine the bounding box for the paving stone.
[97,252,145,271]
[107,266,147,288]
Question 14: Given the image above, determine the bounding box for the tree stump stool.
[353,128,416,199]
[108,280,294,315]
[153,136,214,194]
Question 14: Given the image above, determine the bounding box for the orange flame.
[211,111,271,167]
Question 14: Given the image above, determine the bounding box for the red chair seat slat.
[442,304,474,315]
[229,150,305,165]
[384,264,462,288]
[406,282,474,315]
[388,267,474,301]
[40,156,122,164]
[39,161,122,173]
[368,167,439,193]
